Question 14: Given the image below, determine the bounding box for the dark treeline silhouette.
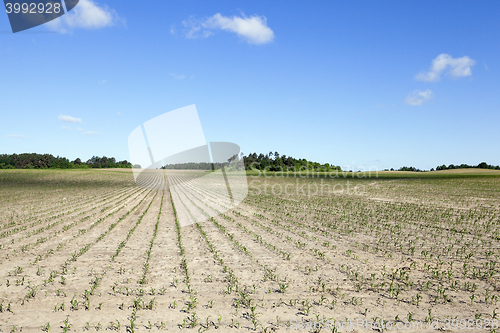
[392,162,500,172]
[158,152,341,172]
[0,153,132,169]
[162,154,242,171]
[162,162,226,170]
[243,152,341,172]
[435,162,500,171]
[85,156,132,169]
[397,166,423,172]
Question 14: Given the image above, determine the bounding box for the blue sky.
[1,0,499,170]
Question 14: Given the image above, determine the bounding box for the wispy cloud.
[170,73,187,80]
[179,13,274,44]
[405,89,434,106]
[416,54,476,82]
[46,0,121,33]
[6,134,26,139]
[58,115,82,123]
[76,127,98,135]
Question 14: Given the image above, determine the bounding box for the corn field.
[0,169,499,332]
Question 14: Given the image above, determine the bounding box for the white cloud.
[46,0,119,33]
[170,73,187,80]
[180,13,274,44]
[58,115,82,123]
[6,134,26,139]
[405,89,434,106]
[181,18,213,39]
[416,54,476,82]
[82,131,99,135]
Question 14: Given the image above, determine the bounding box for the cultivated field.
[0,169,499,332]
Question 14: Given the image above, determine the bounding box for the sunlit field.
[0,169,499,332]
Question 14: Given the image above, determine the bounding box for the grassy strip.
[245,169,500,179]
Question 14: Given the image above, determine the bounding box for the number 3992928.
[5,2,62,14]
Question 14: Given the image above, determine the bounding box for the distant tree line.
[162,162,223,170]
[161,154,243,171]
[158,152,341,172]
[434,162,500,171]
[243,152,341,172]
[391,162,500,172]
[0,153,132,169]
[84,156,132,169]
[397,166,424,172]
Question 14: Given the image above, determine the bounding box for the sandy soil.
[0,169,499,332]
